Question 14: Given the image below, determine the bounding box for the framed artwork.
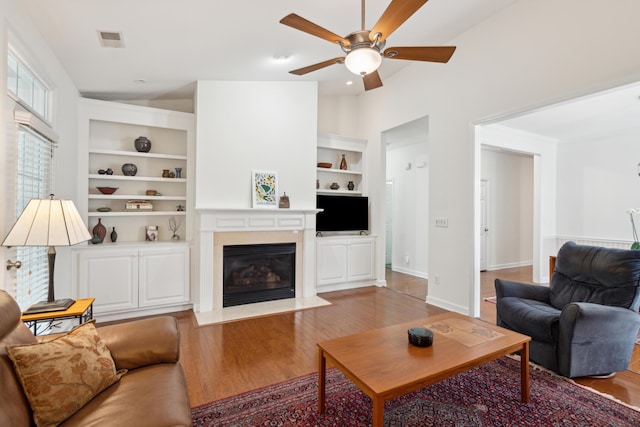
[252,170,278,208]
[145,225,158,241]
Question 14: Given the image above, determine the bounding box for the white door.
[480,179,489,271]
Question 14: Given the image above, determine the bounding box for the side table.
[21,298,95,336]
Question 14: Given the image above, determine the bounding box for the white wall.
[195,81,318,210]
[318,95,359,137]
[386,142,428,278]
[1,0,80,295]
[353,0,640,315]
[556,132,640,242]
[481,148,533,270]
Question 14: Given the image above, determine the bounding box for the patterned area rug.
[191,357,639,426]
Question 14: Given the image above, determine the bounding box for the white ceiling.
[23,0,519,100]
[497,81,640,142]
[22,0,640,141]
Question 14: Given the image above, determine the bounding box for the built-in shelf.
[316,167,363,175]
[89,174,187,183]
[88,211,187,217]
[89,148,187,161]
[89,194,187,201]
[79,98,195,244]
[317,134,366,196]
[317,189,363,195]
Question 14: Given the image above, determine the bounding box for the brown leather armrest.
[97,316,180,370]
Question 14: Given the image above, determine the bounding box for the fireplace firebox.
[223,243,296,307]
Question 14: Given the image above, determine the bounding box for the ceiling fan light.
[344,48,381,76]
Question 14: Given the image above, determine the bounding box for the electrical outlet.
[435,217,449,228]
[404,255,410,264]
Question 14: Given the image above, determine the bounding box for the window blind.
[14,125,55,310]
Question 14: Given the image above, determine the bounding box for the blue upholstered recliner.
[495,241,640,378]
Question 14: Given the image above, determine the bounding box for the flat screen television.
[316,195,368,232]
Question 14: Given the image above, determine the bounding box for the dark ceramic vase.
[110,227,118,243]
[134,136,152,153]
[92,218,106,243]
[122,163,137,176]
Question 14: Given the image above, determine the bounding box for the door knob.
[6,260,22,270]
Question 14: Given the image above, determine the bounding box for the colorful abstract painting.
[252,170,278,208]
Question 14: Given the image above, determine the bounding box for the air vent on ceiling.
[98,31,124,48]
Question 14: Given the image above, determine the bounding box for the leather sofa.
[495,241,640,378]
[0,290,192,426]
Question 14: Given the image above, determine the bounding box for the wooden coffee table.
[317,312,531,427]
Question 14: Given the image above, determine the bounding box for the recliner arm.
[494,278,550,303]
[558,302,640,377]
[560,302,640,339]
[97,316,181,371]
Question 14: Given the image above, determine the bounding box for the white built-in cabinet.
[73,243,190,321]
[316,236,376,292]
[73,99,195,321]
[317,134,366,195]
[316,133,376,291]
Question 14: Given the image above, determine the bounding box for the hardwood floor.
[118,267,640,409]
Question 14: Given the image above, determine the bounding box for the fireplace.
[223,242,296,307]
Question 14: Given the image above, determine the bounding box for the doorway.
[382,116,429,299]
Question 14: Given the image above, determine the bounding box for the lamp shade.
[2,197,91,247]
[344,48,382,76]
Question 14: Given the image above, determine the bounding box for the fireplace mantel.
[196,208,320,312]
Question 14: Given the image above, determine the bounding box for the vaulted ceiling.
[23,0,518,100]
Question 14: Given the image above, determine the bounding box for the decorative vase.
[340,154,347,170]
[279,193,290,209]
[162,169,170,178]
[134,136,151,153]
[110,227,118,243]
[121,163,137,176]
[92,218,106,243]
[175,167,182,178]
[330,182,340,190]
[347,181,355,191]
[316,179,320,189]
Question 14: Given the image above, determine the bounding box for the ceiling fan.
[279,0,456,91]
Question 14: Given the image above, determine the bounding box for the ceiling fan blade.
[383,46,456,63]
[370,0,428,43]
[280,14,349,46]
[289,57,345,76]
[363,71,383,91]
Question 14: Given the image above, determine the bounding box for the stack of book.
[125,200,153,211]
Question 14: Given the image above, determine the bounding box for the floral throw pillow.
[6,321,126,427]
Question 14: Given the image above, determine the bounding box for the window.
[13,127,56,309]
[6,46,56,310]
[7,49,50,122]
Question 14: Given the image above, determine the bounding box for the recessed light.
[273,55,290,62]
[346,81,353,86]
[133,79,146,84]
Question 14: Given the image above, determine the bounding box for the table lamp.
[2,194,91,311]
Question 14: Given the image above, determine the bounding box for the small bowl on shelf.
[317,162,332,169]
[146,190,157,196]
[96,207,112,212]
[97,186,118,195]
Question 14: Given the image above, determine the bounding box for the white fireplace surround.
[197,208,320,312]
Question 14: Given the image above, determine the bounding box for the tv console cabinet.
[316,235,377,292]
